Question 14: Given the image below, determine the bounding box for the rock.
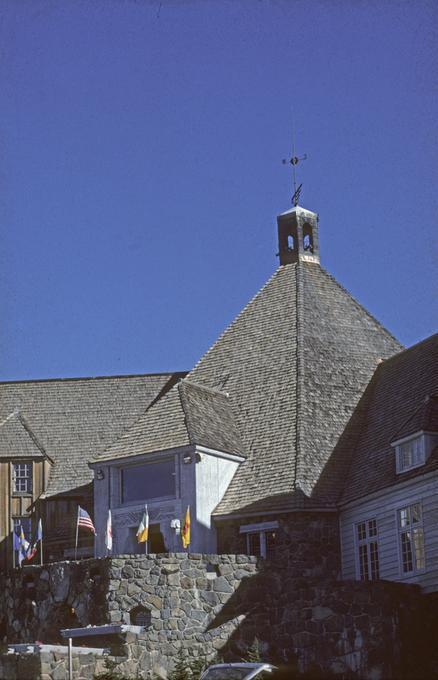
[312,606,334,621]
[121,565,135,578]
[51,661,67,679]
[213,577,234,593]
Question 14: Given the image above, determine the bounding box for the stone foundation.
[0,554,432,679]
[216,511,341,579]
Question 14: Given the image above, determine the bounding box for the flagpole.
[145,505,148,555]
[12,519,15,570]
[74,506,80,561]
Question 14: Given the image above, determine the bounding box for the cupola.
[277,205,320,265]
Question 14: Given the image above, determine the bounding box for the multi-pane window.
[395,437,425,473]
[398,503,425,574]
[356,518,379,580]
[12,463,32,493]
[245,530,277,559]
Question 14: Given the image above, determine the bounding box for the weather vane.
[282,118,307,206]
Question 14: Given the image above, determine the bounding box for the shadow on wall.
[205,561,427,678]
[0,559,111,644]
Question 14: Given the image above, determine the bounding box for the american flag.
[77,506,96,535]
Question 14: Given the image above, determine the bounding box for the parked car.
[200,662,277,680]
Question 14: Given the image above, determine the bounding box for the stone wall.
[0,646,109,680]
[217,511,341,579]
[0,554,432,679]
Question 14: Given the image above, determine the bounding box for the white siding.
[195,450,240,553]
[340,473,438,593]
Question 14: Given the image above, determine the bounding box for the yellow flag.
[136,506,149,543]
[182,506,190,549]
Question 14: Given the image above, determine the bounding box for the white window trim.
[353,517,379,581]
[11,461,33,494]
[119,455,178,507]
[392,433,426,474]
[240,521,279,559]
[395,499,426,577]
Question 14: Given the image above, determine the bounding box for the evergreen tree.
[245,637,262,663]
[169,647,191,680]
[188,656,207,680]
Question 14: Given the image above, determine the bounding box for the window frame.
[354,517,380,581]
[240,521,279,559]
[13,516,33,561]
[396,501,426,576]
[120,455,177,506]
[393,434,426,474]
[11,461,33,494]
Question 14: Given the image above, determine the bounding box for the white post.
[68,637,73,680]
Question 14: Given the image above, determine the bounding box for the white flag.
[105,509,113,551]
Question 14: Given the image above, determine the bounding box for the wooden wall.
[340,472,438,593]
[0,458,50,573]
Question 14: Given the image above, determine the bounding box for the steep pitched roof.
[186,261,402,516]
[97,379,244,461]
[335,334,438,505]
[0,372,184,495]
[0,411,48,459]
[391,394,438,442]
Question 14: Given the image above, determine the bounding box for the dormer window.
[394,435,425,473]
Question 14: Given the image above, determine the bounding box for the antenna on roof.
[282,112,307,206]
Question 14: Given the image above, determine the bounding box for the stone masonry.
[0,554,433,679]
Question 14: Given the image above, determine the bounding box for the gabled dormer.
[391,395,438,474]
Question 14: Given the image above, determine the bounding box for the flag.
[182,506,190,549]
[13,529,21,552]
[136,506,149,543]
[77,506,96,535]
[18,527,29,567]
[105,510,113,551]
[26,519,43,562]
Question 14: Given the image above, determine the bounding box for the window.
[14,517,32,537]
[395,436,425,473]
[12,463,32,493]
[355,518,379,580]
[13,517,32,565]
[121,458,175,504]
[240,521,279,559]
[398,502,425,574]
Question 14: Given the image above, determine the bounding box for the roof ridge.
[316,264,403,349]
[93,374,185,461]
[0,371,187,386]
[293,262,304,491]
[177,382,194,445]
[189,267,287,377]
[17,412,51,460]
[180,378,229,398]
[0,409,20,428]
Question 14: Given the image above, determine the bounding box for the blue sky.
[1,0,437,381]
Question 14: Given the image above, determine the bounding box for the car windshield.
[201,668,253,680]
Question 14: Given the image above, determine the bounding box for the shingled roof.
[185,260,403,516]
[0,411,48,460]
[335,334,438,506]
[0,372,184,495]
[97,379,245,461]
